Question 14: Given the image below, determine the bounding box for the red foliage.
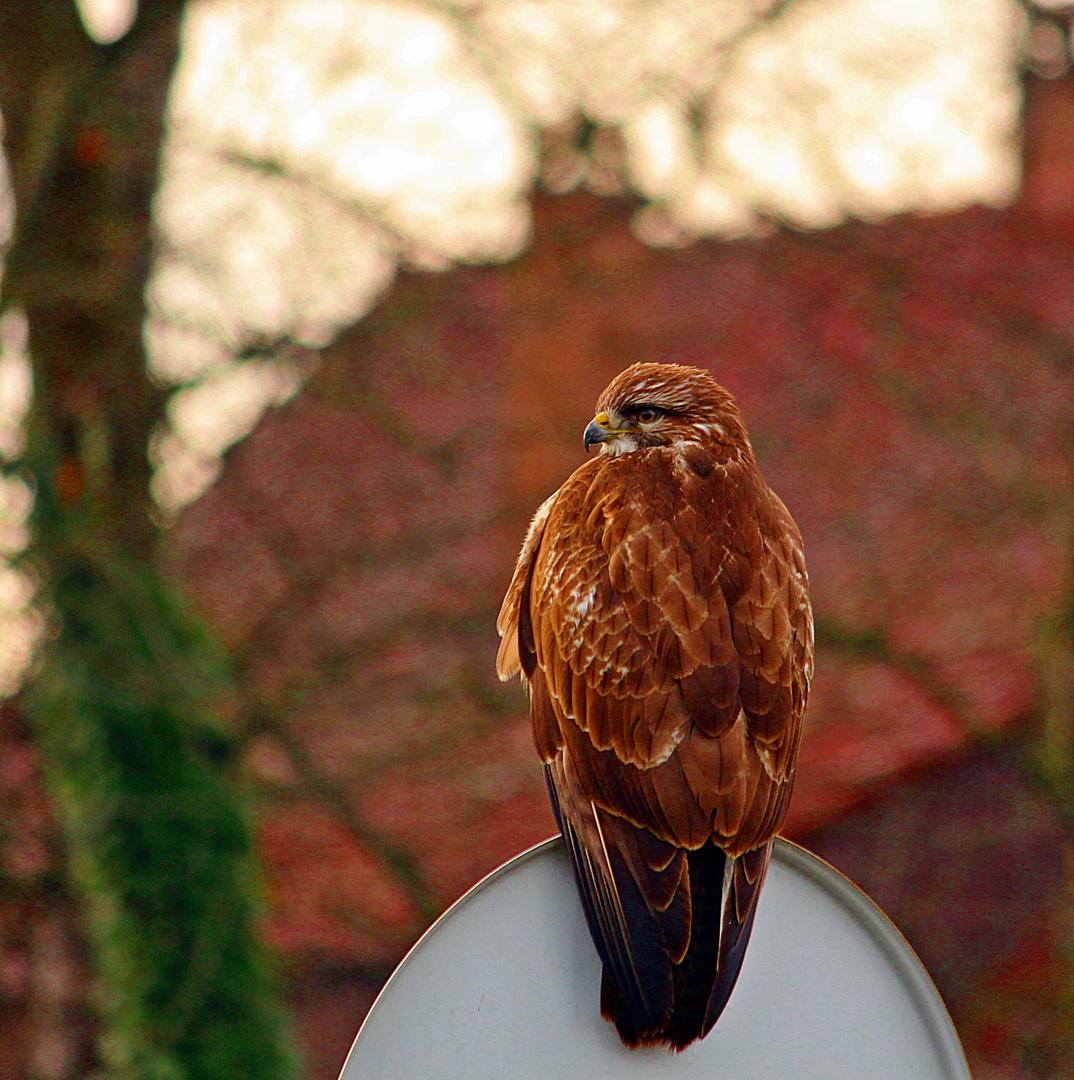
[257,802,423,964]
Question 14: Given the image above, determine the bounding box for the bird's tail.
[599,837,772,1051]
[546,763,772,1051]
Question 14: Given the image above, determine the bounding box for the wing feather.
[496,490,558,680]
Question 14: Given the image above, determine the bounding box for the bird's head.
[584,363,750,457]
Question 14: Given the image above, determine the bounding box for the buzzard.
[496,362,813,1050]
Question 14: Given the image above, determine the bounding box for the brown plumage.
[497,363,813,1050]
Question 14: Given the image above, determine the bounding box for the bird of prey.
[496,362,812,1050]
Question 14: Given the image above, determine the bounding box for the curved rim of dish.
[338,834,971,1080]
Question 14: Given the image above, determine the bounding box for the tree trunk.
[0,4,296,1078]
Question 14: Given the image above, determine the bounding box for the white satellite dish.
[339,836,970,1080]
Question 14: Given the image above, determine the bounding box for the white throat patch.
[601,436,638,457]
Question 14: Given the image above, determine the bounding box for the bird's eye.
[637,407,660,424]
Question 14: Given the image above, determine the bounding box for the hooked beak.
[584,411,618,452]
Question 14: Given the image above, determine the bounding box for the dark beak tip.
[583,419,605,453]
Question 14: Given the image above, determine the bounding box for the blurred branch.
[425,0,804,126]
[815,618,978,734]
[241,702,442,924]
[216,147,415,257]
[1031,506,1074,811]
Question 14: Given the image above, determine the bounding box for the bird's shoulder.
[536,442,783,612]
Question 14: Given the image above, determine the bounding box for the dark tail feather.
[661,841,728,1050]
[661,839,772,1050]
[546,769,682,1043]
[702,840,772,1037]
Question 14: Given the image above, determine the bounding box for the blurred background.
[1,0,1074,1078]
